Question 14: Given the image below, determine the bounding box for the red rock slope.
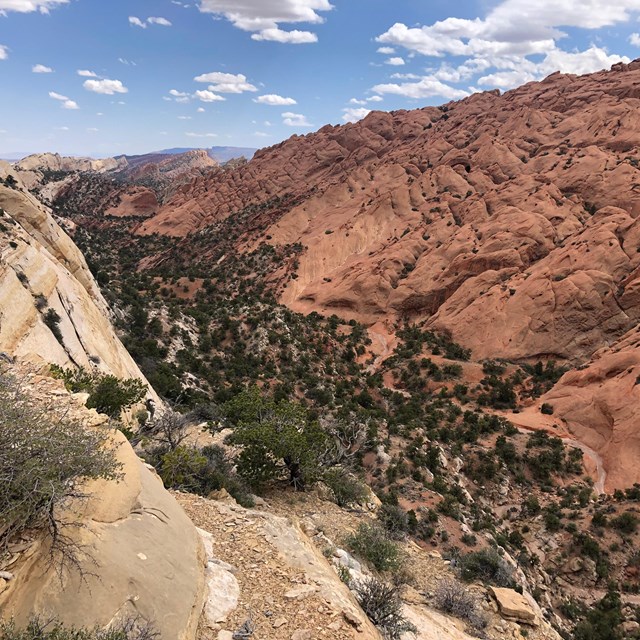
[138,61,640,367]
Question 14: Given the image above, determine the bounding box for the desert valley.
[3,2,640,640]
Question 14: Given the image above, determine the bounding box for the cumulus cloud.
[630,32,640,46]
[32,64,53,73]
[167,88,191,103]
[377,46,395,54]
[129,16,146,28]
[0,45,8,60]
[83,78,128,95]
[194,89,225,102]
[385,57,405,66]
[194,71,257,93]
[77,69,97,77]
[198,0,332,43]
[373,76,470,100]
[254,94,297,106]
[49,91,79,109]
[342,107,371,123]
[373,0,639,97]
[282,111,312,127]
[0,0,68,14]
[251,28,317,43]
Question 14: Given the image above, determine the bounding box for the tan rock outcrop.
[0,173,157,397]
[0,370,205,639]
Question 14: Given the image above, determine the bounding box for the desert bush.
[353,576,416,640]
[0,369,121,563]
[323,467,369,508]
[86,376,147,418]
[611,512,639,534]
[458,548,514,587]
[224,387,329,490]
[377,504,410,540]
[51,366,147,419]
[0,617,158,639]
[345,523,405,574]
[146,444,254,508]
[434,579,487,632]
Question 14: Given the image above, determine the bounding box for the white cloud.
[254,131,270,137]
[83,78,128,95]
[178,115,192,120]
[32,64,53,73]
[148,16,172,26]
[254,93,297,105]
[349,98,366,105]
[194,71,257,93]
[251,28,317,43]
[373,1,639,97]
[55,126,69,130]
[198,0,332,43]
[377,46,395,54]
[185,131,218,138]
[631,32,640,46]
[77,69,97,77]
[118,58,136,66]
[49,91,79,109]
[197,107,205,112]
[385,56,405,66]
[367,95,383,102]
[0,45,8,60]
[194,89,225,102]
[86,127,99,132]
[282,111,312,127]
[390,72,420,80]
[342,107,371,123]
[0,0,68,14]
[129,15,173,27]
[373,76,470,100]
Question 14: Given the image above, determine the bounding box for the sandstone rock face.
[0,172,157,395]
[0,371,205,639]
[15,152,122,174]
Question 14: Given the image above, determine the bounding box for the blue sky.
[2,0,640,157]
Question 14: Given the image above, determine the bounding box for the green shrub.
[225,387,328,490]
[353,576,416,640]
[458,548,514,587]
[51,367,147,419]
[323,467,369,508]
[0,369,121,562]
[86,376,147,418]
[377,504,410,540]
[345,523,405,574]
[611,512,639,534]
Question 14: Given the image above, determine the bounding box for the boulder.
[489,587,538,626]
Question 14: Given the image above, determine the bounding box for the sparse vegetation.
[353,576,417,640]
